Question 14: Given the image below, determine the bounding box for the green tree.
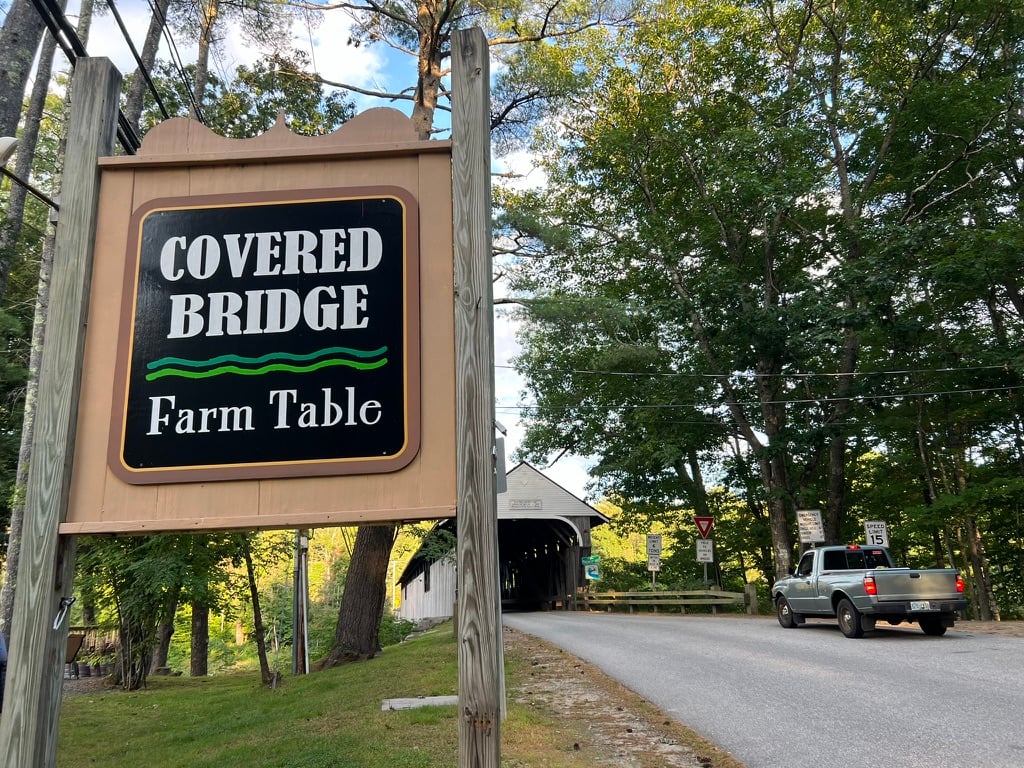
[502,0,1024,583]
[140,50,354,137]
[317,0,628,140]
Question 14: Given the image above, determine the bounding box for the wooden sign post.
[0,58,121,767]
[452,27,503,768]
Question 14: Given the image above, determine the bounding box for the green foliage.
[139,50,354,139]
[379,613,414,647]
[500,0,1024,611]
[0,304,27,526]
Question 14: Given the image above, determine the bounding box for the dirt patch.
[502,625,744,768]
[952,619,1024,637]
[62,673,113,698]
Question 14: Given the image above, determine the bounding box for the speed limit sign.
[864,520,889,547]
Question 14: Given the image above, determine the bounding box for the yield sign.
[694,516,714,538]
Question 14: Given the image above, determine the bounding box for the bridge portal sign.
[110,187,420,484]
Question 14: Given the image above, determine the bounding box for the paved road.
[502,612,1024,768]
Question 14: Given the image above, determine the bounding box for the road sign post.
[646,533,662,588]
[696,539,714,587]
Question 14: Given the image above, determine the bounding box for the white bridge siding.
[398,557,457,623]
[397,463,608,623]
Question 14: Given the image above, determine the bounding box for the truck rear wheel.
[919,617,948,636]
[836,598,865,638]
[776,597,801,629]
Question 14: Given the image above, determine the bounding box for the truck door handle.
[910,573,920,579]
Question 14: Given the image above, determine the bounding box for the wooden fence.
[580,584,759,615]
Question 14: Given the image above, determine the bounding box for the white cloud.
[496,148,546,191]
[78,2,387,110]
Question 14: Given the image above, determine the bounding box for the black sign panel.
[111,188,420,483]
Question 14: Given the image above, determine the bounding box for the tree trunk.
[757,399,794,581]
[964,515,997,621]
[242,537,276,685]
[316,524,394,668]
[0,0,64,300]
[410,0,445,140]
[0,0,47,138]
[149,584,180,674]
[824,322,859,544]
[955,526,981,618]
[932,529,946,569]
[116,600,153,691]
[190,601,209,677]
[123,0,171,130]
[191,0,220,120]
[0,234,50,641]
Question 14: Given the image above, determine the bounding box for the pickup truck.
[772,544,967,638]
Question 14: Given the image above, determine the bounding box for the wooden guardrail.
[580,585,758,615]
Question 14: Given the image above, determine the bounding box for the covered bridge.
[396,462,608,622]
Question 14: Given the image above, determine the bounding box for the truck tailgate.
[871,569,960,601]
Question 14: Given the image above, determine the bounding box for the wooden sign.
[112,187,418,483]
[63,109,457,533]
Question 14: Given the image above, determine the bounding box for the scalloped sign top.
[136,107,423,155]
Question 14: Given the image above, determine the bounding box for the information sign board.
[696,539,714,563]
[797,509,825,543]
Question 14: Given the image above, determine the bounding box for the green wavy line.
[147,346,388,372]
[145,357,388,381]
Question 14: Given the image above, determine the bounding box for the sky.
[69,0,596,499]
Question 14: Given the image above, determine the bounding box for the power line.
[148,0,206,123]
[496,363,1015,381]
[104,0,170,120]
[28,0,141,153]
[496,383,1021,413]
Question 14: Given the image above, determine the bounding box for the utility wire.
[29,0,141,153]
[104,0,170,120]
[496,383,1021,413]
[496,363,1016,381]
[147,0,206,123]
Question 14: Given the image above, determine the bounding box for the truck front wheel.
[836,598,865,638]
[776,597,802,629]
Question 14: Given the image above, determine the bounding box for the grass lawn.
[57,623,744,768]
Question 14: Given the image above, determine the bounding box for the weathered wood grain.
[0,58,121,767]
[452,27,503,768]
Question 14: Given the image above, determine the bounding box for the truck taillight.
[864,575,877,596]
[956,575,965,593]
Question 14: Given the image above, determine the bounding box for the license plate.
[910,601,933,611]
